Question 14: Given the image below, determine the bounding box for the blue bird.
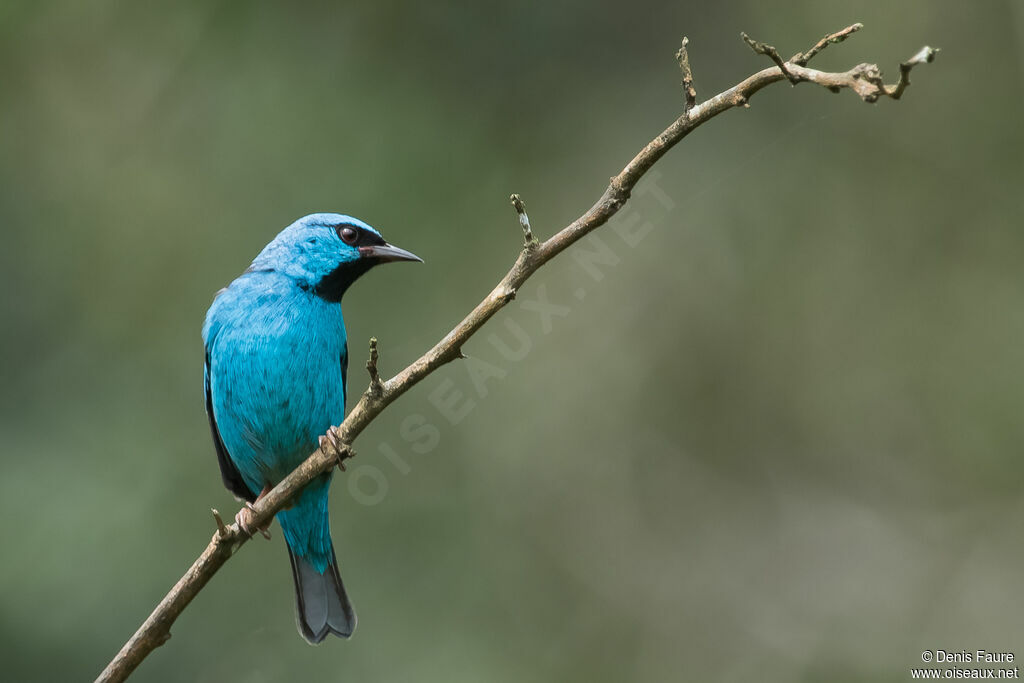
[202,213,421,643]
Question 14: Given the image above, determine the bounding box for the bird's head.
[249,213,422,302]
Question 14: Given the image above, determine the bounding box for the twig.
[510,193,535,246]
[831,45,938,103]
[886,45,939,99]
[791,23,863,66]
[95,25,934,683]
[210,509,227,538]
[741,31,799,84]
[675,37,697,112]
[365,336,382,393]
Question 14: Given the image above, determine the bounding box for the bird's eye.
[338,226,358,244]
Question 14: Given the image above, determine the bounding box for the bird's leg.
[235,485,273,539]
[319,426,355,472]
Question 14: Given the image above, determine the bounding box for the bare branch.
[365,336,382,394]
[210,509,227,538]
[741,31,799,84]
[803,45,938,103]
[96,25,935,683]
[791,23,863,66]
[675,37,697,112]
[887,46,939,100]
[509,193,535,245]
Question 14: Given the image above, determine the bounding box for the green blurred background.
[2,1,1022,681]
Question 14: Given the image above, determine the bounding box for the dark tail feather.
[287,545,356,644]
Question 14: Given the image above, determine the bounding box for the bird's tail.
[287,544,356,644]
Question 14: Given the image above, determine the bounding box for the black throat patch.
[313,259,375,302]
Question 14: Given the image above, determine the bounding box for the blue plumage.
[203,213,420,643]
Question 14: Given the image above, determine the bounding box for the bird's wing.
[341,340,348,411]
[205,350,257,503]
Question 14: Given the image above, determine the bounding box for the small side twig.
[840,45,938,103]
[365,337,382,393]
[886,45,939,99]
[741,32,799,84]
[791,23,863,65]
[210,509,227,539]
[510,194,535,246]
[675,37,697,112]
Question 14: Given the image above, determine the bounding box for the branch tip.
[675,36,697,112]
[791,23,863,65]
[741,32,799,84]
[892,46,937,97]
[510,193,536,246]
[885,45,937,100]
[844,45,937,102]
[211,508,228,538]
[365,337,382,391]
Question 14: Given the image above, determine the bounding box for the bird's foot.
[235,486,272,540]
[235,502,272,540]
[319,426,354,472]
[337,447,355,472]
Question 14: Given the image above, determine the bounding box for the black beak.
[358,243,423,263]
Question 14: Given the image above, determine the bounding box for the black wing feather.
[205,351,257,503]
[341,341,348,411]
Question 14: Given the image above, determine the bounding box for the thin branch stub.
[211,509,228,538]
[890,45,939,99]
[741,32,799,84]
[366,337,382,392]
[842,45,938,103]
[510,194,536,246]
[791,23,863,65]
[675,37,697,111]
